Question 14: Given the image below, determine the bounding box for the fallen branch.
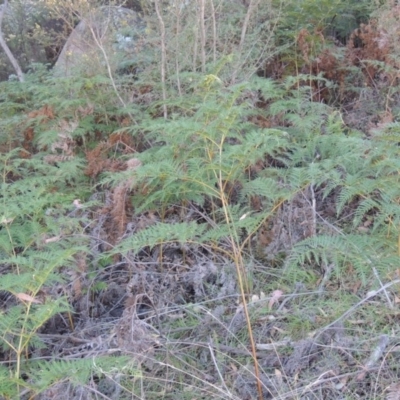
[356,334,390,381]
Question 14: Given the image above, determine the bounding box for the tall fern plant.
[110,74,290,264]
[0,147,87,397]
[0,72,97,397]
[0,67,142,399]
[104,74,294,398]
[273,85,400,286]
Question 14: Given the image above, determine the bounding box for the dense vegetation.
[2,0,400,399]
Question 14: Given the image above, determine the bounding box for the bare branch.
[199,0,206,72]
[154,0,167,119]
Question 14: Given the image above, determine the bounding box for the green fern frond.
[0,364,24,398]
[248,77,283,101]
[287,234,343,268]
[336,175,377,214]
[200,224,235,243]
[30,356,135,393]
[0,306,25,348]
[113,222,208,255]
[0,273,35,292]
[287,232,400,284]
[240,177,289,203]
[28,297,70,327]
[353,198,380,227]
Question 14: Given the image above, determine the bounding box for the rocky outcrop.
[54,7,145,77]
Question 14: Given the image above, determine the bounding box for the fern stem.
[217,172,263,400]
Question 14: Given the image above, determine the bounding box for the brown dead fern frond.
[85,132,136,178]
[108,132,135,152]
[297,28,311,64]
[85,142,114,178]
[311,48,345,102]
[21,105,55,157]
[27,104,55,120]
[347,20,390,85]
[102,158,142,245]
[110,184,130,243]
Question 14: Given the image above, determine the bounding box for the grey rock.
[54,6,145,77]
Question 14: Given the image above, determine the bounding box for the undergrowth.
[1,0,400,399]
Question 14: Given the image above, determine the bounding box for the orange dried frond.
[85,142,110,178]
[347,20,390,85]
[297,28,311,64]
[27,104,55,120]
[111,184,130,242]
[85,140,129,178]
[21,105,55,156]
[109,131,136,151]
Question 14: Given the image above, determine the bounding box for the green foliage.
[29,356,137,395]
[271,91,400,283]
[0,71,105,396]
[0,365,26,399]
[0,141,87,396]
[273,0,374,41]
[109,75,291,261]
[0,1,66,80]
[1,0,400,398]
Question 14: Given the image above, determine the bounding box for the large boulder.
[54,7,145,77]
